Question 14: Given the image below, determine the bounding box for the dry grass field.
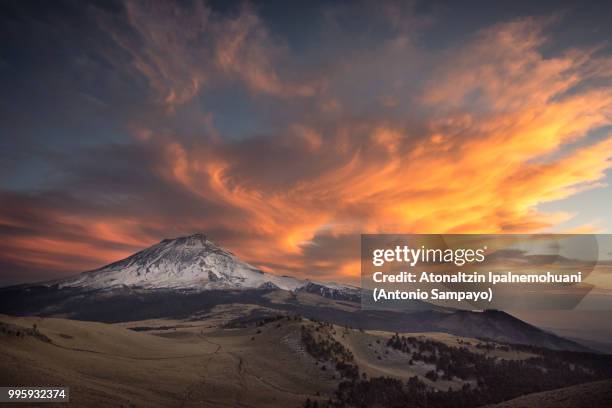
[0,312,336,407]
[1,307,610,408]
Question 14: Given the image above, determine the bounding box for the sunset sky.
[1,0,611,286]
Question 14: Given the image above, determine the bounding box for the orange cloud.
[153,18,612,282]
[2,15,611,285]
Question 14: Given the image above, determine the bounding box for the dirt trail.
[49,341,220,361]
[179,334,233,408]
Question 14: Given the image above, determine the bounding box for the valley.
[2,305,611,408]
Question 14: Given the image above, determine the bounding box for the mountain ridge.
[50,233,356,296]
[0,233,592,353]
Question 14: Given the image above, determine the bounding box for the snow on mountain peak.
[58,233,306,291]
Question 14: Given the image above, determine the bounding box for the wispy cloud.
[1,3,611,284]
[100,1,317,110]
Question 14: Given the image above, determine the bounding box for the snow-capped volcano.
[58,233,309,291]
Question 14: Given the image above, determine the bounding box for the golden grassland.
[1,308,610,408]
